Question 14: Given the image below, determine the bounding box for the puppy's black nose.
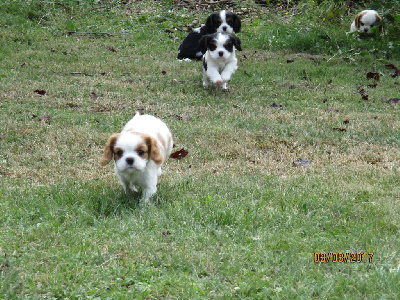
[218,51,224,57]
[222,26,227,31]
[126,158,134,165]
[364,28,369,32]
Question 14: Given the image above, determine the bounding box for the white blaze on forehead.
[220,10,226,22]
[216,33,229,45]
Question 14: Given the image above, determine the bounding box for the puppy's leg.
[221,81,228,90]
[117,174,129,193]
[207,68,223,85]
[140,173,158,204]
[203,68,211,88]
[221,60,238,83]
[129,182,138,192]
[141,185,157,204]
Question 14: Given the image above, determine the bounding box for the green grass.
[1,0,399,298]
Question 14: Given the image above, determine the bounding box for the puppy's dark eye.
[360,22,364,26]
[137,150,145,156]
[116,150,123,157]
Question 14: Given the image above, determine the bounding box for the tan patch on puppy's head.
[375,13,383,32]
[144,135,163,165]
[355,11,367,28]
[100,133,120,166]
[134,142,150,161]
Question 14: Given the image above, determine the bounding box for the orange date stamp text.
[314,252,374,263]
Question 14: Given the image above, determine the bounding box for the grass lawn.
[0,0,399,298]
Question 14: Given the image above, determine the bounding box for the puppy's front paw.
[214,80,224,86]
[221,74,231,82]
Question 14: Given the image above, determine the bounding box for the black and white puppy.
[200,32,242,90]
[177,10,241,60]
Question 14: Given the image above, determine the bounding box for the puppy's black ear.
[205,12,218,33]
[199,34,211,54]
[231,34,242,51]
[232,14,241,33]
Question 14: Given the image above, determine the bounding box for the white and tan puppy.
[350,10,382,33]
[101,112,173,204]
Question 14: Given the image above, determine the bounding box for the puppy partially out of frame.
[200,32,242,90]
[101,112,173,204]
[350,10,382,34]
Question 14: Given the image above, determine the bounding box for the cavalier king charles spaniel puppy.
[177,10,241,60]
[101,112,173,204]
[200,32,242,90]
[350,10,382,34]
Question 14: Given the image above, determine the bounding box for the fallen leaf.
[357,85,369,101]
[343,119,350,124]
[89,92,99,100]
[287,58,294,63]
[170,148,188,159]
[34,89,46,95]
[293,158,311,167]
[385,63,400,77]
[107,46,118,52]
[173,79,182,84]
[327,107,339,111]
[388,98,399,104]
[270,103,283,109]
[162,231,171,236]
[366,72,380,81]
[38,115,53,121]
[162,70,167,75]
[333,127,346,132]
[168,114,190,120]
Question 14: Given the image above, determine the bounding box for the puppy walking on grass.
[200,32,242,90]
[101,112,173,204]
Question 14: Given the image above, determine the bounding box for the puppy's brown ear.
[355,12,365,29]
[145,136,163,165]
[375,13,383,32]
[100,133,120,166]
[232,14,241,33]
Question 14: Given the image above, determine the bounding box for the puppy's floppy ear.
[375,13,383,32]
[100,133,120,166]
[354,12,364,29]
[199,34,212,54]
[205,12,218,33]
[145,136,163,165]
[232,14,241,33]
[231,34,242,51]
